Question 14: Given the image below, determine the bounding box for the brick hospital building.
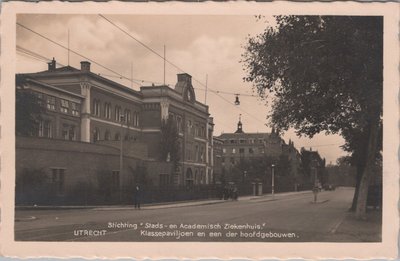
[16,59,214,204]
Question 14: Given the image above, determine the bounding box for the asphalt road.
[15,187,355,242]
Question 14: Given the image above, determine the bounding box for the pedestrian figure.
[134,185,141,209]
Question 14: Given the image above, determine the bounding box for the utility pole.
[119,114,125,203]
[205,74,208,104]
[271,164,275,200]
[67,29,70,66]
[163,45,166,86]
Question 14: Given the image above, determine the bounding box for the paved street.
[14,187,380,242]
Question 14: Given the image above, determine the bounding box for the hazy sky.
[16,14,348,164]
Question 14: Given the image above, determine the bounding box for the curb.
[15,190,315,211]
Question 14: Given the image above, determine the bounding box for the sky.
[16,14,348,164]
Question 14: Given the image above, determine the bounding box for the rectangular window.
[240,139,246,144]
[221,157,225,163]
[71,102,80,116]
[239,148,245,154]
[38,120,44,137]
[69,126,76,141]
[259,147,265,154]
[37,93,45,107]
[61,124,76,140]
[232,148,236,154]
[249,148,254,154]
[230,157,235,164]
[47,96,56,111]
[222,148,226,154]
[44,121,52,138]
[60,99,69,114]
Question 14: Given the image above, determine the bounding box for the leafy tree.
[160,115,180,169]
[16,75,44,136]
[241,16,382,218]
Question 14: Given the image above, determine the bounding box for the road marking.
[330,214,347,234]
[15,216,37,222]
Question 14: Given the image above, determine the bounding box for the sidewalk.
[16,189,313,211]
[328,209,382,242]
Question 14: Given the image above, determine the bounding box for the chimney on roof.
[48,57,56,71]
[80,61,91,72]
[177,73,192,84]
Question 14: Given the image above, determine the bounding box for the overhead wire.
[17,22,142,87]
[18,19,267,131]
[98,14,266,126]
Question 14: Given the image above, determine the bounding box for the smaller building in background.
[214,116,302,191]
[299,147,326,187]
[212,137,224,183]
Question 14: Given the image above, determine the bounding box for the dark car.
[323,184,336,191]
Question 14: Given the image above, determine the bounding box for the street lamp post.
[271,164,275,200]
[312,159,319,203]
[119,114,125,203]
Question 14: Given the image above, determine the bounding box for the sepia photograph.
[13,13,384,243]
[1,2,398,258]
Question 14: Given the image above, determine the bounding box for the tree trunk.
[349,164,364,211]
[355,118,380,219]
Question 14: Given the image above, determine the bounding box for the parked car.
[323,184,336,191]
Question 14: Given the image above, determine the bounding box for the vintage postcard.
[0,1,398,259]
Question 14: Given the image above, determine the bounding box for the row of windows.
[93,128,135,142]
[167,112,206,138]
[186,143,205,163]
[185,170,206,186]
[187,119,206,138]
[222,147,265,154]
[92,99,140,126]
[37,93,80,117]
[38,120,77,141]
[223,138,280,145]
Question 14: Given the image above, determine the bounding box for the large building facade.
[16,59,214,200]
[215,118,302,187]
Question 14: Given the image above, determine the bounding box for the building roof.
[18,63,143,98]
[218,132,274,139]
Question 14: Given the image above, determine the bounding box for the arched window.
[185,168,193,186]
[125,109,131,124]
[133,111,139,126]
[115,106,121,121]
[104,103,111,119]
[93,99,101,116]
